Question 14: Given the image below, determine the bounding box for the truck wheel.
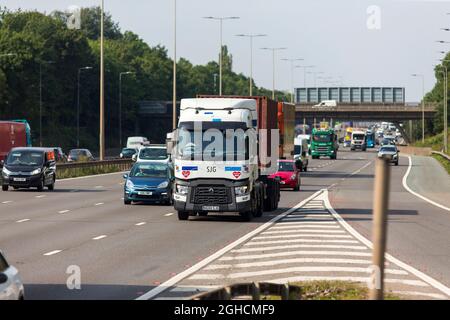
[178,211,189,221]
[47,178,55,191]
[124,198,132,205]
[253,191,264,218]
[2,185,8,191]
[37,178,44,192]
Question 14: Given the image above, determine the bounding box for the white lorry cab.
[170,97,282,221]
[126,136,150,149]
[351,130,367,151]
[313,100,337,108]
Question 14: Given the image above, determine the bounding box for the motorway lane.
[0,152,370,300]
[330,151,450,290]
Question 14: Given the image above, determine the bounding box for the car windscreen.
[6,150,44,166]
[69,150,84,157]
[313,135,331,143]
[139,148,167,160]
[380,147,396,153]
[130,163,168,178]
[278,162,295,172]
[353,134,365,140]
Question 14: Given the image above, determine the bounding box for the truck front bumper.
[173,179,252,213]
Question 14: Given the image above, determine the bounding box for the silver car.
[0,251,24,300]
[377,145,399,166]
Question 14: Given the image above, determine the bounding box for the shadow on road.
[336,208,418,217]
[24,283,155,300]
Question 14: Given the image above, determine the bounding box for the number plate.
[202,206,220,211]
[138,191,153,196]
[13,178,26,182]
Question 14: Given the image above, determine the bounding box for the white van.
[313,100,337,108]
[351,131,367,151]
[126,136,150,149]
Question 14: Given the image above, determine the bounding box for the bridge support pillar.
[303,118,306,135]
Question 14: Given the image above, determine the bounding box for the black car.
[1,147,56,191]
[120,148,138,159]
[68,149,94,162]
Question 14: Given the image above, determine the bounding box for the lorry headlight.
[235,186,249,196]
[31,168,42,175]
[157,181,169,189]
[126,180,134,190]
[176,185,189,195]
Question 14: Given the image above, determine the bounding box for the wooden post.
[369,158,391,300]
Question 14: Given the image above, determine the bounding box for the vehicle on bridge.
[350,130,367,151]
[170,96,283,221]
[312,100,337,108]
[310,127,338,159]
[269,160,302,191]
[123,162,174,205]
[1,147,56,192]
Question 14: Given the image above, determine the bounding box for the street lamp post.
[295,65,315,88]
[281,58,304,103]
[99,0,105,160]
[438,60,449,153]
[204,16,240,96]
[39,60,54,147]
[260,47,287,100]
[119,71,135,148]
[77,66,93,148]
[411,74,425,143]
[235,34,267,96]
[173,0,177,130]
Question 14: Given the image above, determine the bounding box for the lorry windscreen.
[313,135,332,143]
[353,134,365,140]
[7,150,44,166]
[176,123,250,161]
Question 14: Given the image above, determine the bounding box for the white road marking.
[16,219,30,223]
[94,202,104,206]
[281,217,336,222]
[219,250,372,262]
[402,156,450,212]
[245,239,360,246]
[232,244,367,253]
[204,258,373,271]
[270,276,429,288]
[43,250,62,256]
[321,190,450,297]
[170,285,220,293]
[261,229,346,235]
[135,222,146,226]
[35,195,46,198]
[391,291,447,300]
[1,201,13,204]
[253,234,353,240]
[277,220,337,225]
[58,171,127,182]
[135,189,325,300]
[189,267,407,280]
[92,235,107,240]
[271,224,340,230]
[165,213,174,217]
[58,210,70,214]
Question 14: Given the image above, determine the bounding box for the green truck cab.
[310,128,338,160]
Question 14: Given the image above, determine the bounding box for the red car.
[269,160,301,191]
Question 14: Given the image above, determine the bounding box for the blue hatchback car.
[124,162,174,205]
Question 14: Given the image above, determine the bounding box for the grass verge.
[56,165,126,179]
[432,154,450,175]
[413,132,450,155]
[261,281,401,300]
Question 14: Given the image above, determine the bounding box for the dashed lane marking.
[35,195,46,198]
[43,250,62,256]
[58,210,70,214]
[94,202,104,206]
[16,219,30,223]
[2,201,13,204]
[135,222,147,226]
[165,213,175,217]
[92,235,107,240]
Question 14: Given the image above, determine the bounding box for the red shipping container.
[0,121,27,161]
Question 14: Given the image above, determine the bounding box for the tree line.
[0,7,288,153]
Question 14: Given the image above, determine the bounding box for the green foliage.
[0,7,289,153]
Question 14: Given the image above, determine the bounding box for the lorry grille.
[191,186,232,205]
[317,147,329,152]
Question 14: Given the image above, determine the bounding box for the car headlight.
[2,167,11,177]
[176,185,188,195]
[157,181,169,189]
[126,180,134,190]
[31,168,42,175]
[235,185,249,196]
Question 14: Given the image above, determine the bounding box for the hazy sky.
[3,0,450,101]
